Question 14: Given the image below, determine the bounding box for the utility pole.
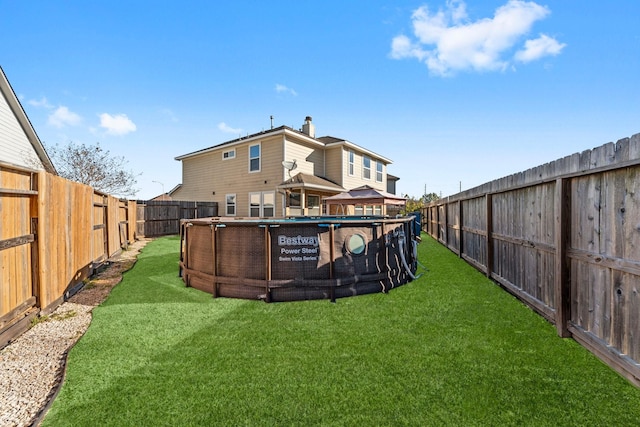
[152,180,165,198]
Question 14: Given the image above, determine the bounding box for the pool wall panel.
[180,216,418,302]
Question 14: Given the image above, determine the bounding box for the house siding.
[340,148,387,192]
[175,133,285,217]
[0,90,42,169]
[324,146,343,185]
[284,137,324,178]
[175,124,393,218]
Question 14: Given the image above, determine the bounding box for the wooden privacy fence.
[136,200,217,237]
[423,133,640,386]
[0,164,136,348]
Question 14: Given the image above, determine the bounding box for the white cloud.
[275,83,298,96]
[28,97,53,109]
[160,108,179,123]
[515,34,566,62]
[99,113,137,136]
[390,0,564,76]
[218,122,243,134]
[48,106,82,128]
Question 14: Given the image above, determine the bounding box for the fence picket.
[423,132,640,386]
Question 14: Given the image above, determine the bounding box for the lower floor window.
[354,204,382,216]
[263,192,275,217]
[307,195,320,216]
[288,191,302,216]
[249,191,275,217]
[226,194,236,216]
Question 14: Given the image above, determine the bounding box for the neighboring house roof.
[167,184,182,196]
[0,66,56,173]
[324,185,407,206]
[151,193,172,201]
[387,173,399,181]
[278,172,345,193]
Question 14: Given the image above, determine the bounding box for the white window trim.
[225,193,236,216]
[249,191,275,217]
[376,161,383,182]
[362,155,371,180]
[307,194,321,216]
[249,143,261,173]
[263,191,275,217]
[222,149,236,160]
[348,150,355,176]
[249,192,261,217]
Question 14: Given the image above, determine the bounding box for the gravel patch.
[0,239,149,427]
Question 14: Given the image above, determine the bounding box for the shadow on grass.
[42,235,640,426]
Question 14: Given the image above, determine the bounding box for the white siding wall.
[0,91,42,169]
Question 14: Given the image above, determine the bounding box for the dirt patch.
[1,238,152,427]
[67,239,149,307]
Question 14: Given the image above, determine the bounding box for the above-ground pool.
[179,216,420,302]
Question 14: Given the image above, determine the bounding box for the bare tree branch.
[47,141,140,197]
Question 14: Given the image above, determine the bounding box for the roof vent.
[301,116,315,138]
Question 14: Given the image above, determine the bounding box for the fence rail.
[136,200,217,237]
[423,133,640,386]
[0,165,136,348]
[0,164,219,348]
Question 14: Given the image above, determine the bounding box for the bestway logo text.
[278,235,319,246]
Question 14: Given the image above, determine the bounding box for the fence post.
[485,193,493,278]
[458,200,464,258]
[554,178,571,337]
[102,195,109,260]
[210,223,218,298]
[443,202,448,245]
[30,218,40,306]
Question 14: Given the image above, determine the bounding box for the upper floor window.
[362,155,371,180]
[249,144,261,172]
[226,194,236,216]
[376,161,383,182]
[222,149,235,160]
[348,150,355,176]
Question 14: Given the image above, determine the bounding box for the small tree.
[48,141,139,197]
[401,192,440,215]
[422,192,440,203]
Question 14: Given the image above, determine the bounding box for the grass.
[30,310,78,327]
[42,235,640,426]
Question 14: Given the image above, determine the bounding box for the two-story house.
[172,116,395,218]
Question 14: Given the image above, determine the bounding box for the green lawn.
[42,235,640,426]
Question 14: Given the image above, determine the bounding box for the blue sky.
[1,0,639,199]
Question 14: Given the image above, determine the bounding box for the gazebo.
[324,185,406,216]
